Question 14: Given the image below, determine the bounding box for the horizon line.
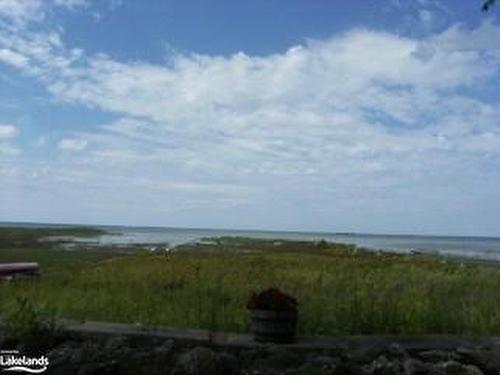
[1,220,499,240]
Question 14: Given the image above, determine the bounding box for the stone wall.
[2,320,500,374]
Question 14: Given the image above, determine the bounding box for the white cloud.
[35,25,497,125]
[0,0,43,24]
[387,0,448,34]
[52,0,88,11]
[0,123,18,138]
[0,47,28,67]
[0,124,19,156]
[33,24,499,181]
[0,142,19,155]
[4,21,498,181]
[1,14,500,233]
[108,0,122,11]
[58,138,88,151]
[0,0,88,26]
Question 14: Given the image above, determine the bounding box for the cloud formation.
[0,0,42,24]
[37,24,500,179]
[52,0,88,10]
[0,1,499,233]
[0,123,19,156]
[0,123,18,139]
[58,138,88,151]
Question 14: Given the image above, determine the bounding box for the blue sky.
[0,0,500,236]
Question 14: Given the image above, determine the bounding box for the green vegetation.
[1,297,63,350]
[0,226,127,273]
[0,226,104,249]
[2,231,500,336]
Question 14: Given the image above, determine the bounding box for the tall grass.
[2,238,500,335]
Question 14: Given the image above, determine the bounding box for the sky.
[0,0,499,236]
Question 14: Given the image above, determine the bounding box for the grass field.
[1,228,500,336]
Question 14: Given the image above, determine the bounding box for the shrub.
[1,297,63,350]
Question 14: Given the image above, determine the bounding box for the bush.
[1,297,63,350]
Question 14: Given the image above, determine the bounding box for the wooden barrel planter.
[249,309,298,343]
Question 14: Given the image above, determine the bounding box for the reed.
[2,236,500,335]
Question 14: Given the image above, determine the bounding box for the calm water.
[3,222,500,261]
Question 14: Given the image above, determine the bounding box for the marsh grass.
[2,236,500,335]
[0,226,104,248]
[1,296,64,350]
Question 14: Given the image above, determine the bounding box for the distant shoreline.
[2,223,500,262]
[1,221,499,241]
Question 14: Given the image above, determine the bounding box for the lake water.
[4,222,500,261]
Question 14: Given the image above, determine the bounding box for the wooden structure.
[0,262,40,280]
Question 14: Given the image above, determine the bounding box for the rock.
[105,335,129,352]
[161,339,175,350]
[126,350,173,375]
[331,361,366,375]
[463,366,485,375]
[298,355,337,375]
[152,339,175,363]
[47,343,82,375]
[240,348,267,368]
[243,371,267,375]
[456,347,500,375]
[349,348,384,364]
[418,350,461,364]
[216,352,239,375]
[48,343,79,363]
[252,346,303,371]
[312,355,337,366]
[363,355,403,375]
[77,360,120,375]
[404,358,435,375]
[178,347,217,375]
[68,345,87,364]
[437,361,484,375]
[386,344,409,360]
[297,363,326,375]
[113,346,135,363]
